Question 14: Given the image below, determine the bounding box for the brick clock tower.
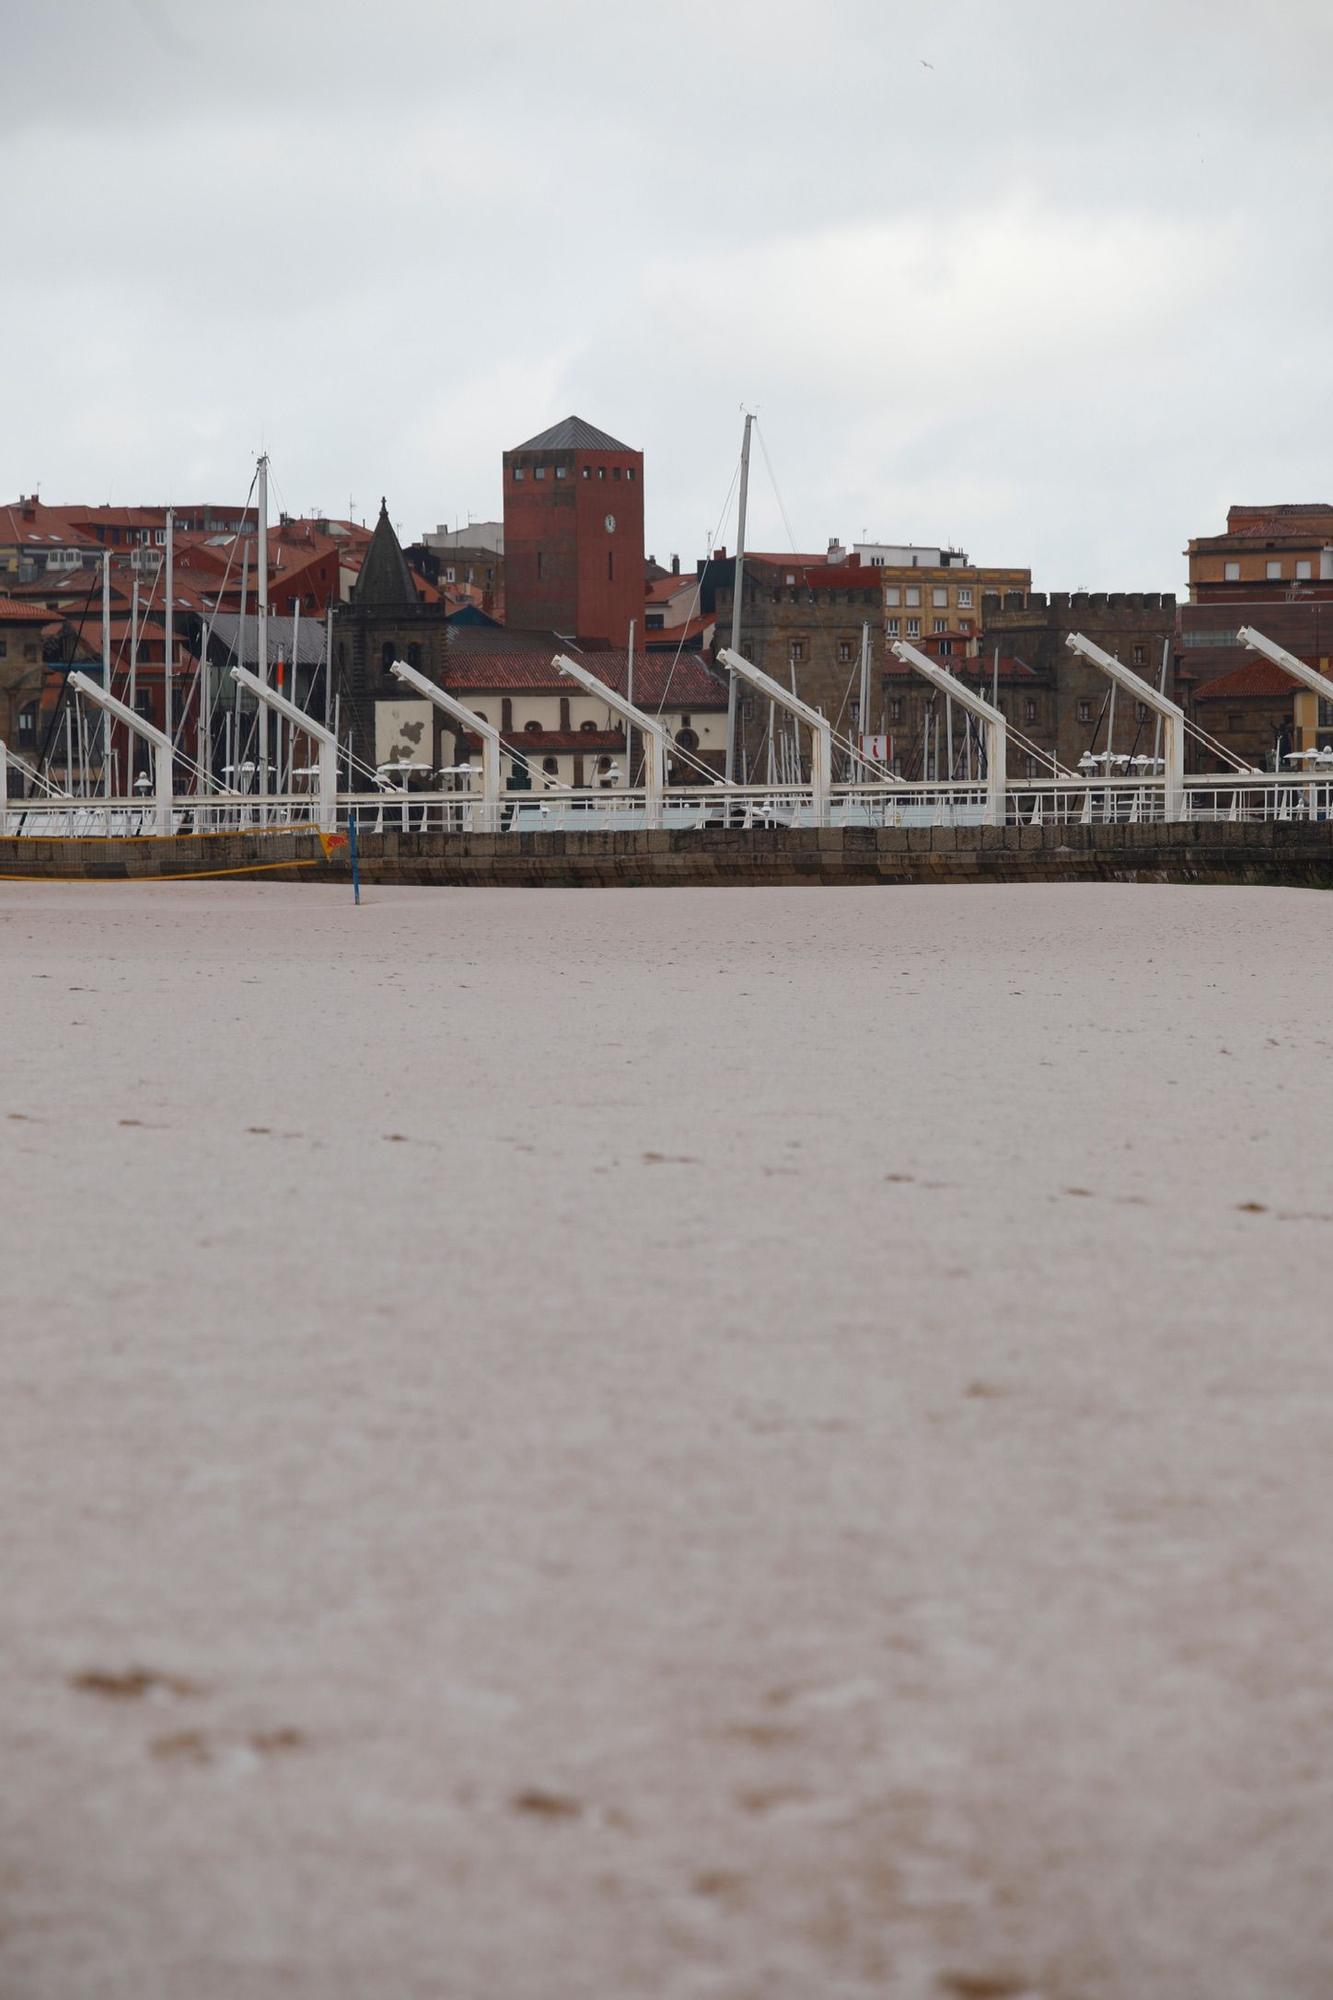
[503,416,644,644]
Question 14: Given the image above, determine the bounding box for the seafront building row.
[2,420,1331,795]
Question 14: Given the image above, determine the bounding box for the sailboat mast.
[857,620,870,782]
[101,552,112,809]
[257,456,269,819]
[164,506,174,775]
[724,412,753,785]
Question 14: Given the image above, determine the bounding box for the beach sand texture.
[2,880,1331,2000]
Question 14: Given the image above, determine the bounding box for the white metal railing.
[5,774,1333,837]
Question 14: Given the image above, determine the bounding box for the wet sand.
[2,880,1332,1999]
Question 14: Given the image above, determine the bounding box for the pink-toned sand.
[2,880,1332,2000]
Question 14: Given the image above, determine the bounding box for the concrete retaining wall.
[3,822,1333,889]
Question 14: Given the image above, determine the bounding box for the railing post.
[551,653,673,831]
[387,659,502,833]
[0,740,7,839]
[718,647,833,823]
[228,664,339,834]
[887,640,1007,825]
[1065,635,1185,821]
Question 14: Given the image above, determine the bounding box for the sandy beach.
[3,879,1332,2000]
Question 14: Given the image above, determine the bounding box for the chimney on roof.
[714,546,727,561]
[671,553,680,575]
[21,497,35,521]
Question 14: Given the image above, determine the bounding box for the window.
[958,588,973,608]
[18,701,38,744]
[1026,755,1039,778]
[612,467,621,481]
[1266,560,1282,580]
[791,640,805,662]
[933,618,947,633]
[513,466,525,480]
[407,642,421,670]
[542,755,559,775]
[938,639,953,656]
[887,617,900,635]
[1296,559,1312,579]
[886,586,900,606]
[155,529,166,545]
[960,618,974,634]
[1224,560,1239,580]
[596,467,606,481]
[905,587,921,607]
[579,718,597,733]
[555,466,567,480]
[1078,699,1092,723]
[837,641,852,662]
[444,566,456,583]
[580,467,590,480]
[1133,644,1145,666]
[626,468,636,482]
[906,618,920,637]
[534,466,546,481]
[932,587,948,607]
[381,641,397,672]
[502,699,513,730]
[524,720,541,734]
[889,699,903,723]
[1025,699,1037,723]
[676,727,699,752]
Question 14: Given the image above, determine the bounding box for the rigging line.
[34,566,103,790]
[754,420,800,557]
[645,449,743,727]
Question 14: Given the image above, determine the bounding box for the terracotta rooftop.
[1193,658,1302,699]
[442,637,725,708]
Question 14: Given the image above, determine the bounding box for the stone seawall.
[3,822,1333,889]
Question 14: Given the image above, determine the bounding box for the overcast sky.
[3,0,1330,590]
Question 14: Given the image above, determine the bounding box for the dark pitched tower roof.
[354,497,417,606]
[511,415,634,453]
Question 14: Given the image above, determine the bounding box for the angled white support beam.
[230,663,338,832]
[1065,634,1184,820]
[389,658,502,832]
[553,652,672,827]
[0,739,7,837]
[889,640,1006,824]
[1238,626,1333,706]
[69,668,175,834]
[717,646,832,821]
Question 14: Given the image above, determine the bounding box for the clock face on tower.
[604,513,616,534]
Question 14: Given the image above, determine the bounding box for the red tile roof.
[0,595,48,622]
[443,642,726,708]
[1194,658,1301,699]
